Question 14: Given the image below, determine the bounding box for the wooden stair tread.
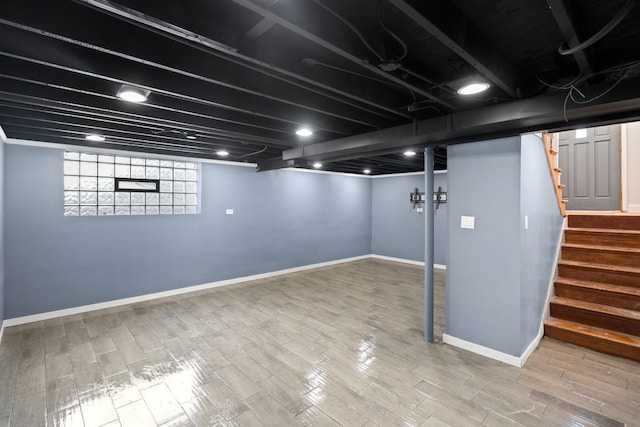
[551,297,640,321]
[558,259,640,274]
[563,243,640,254]
[545,318,640,347]
[567,227,640,235]
[555,277,640,296]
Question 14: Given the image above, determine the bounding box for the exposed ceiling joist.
[546,0,593,77]
[282,77,640,162]
[228,0,456,110]
[386,0,519,98]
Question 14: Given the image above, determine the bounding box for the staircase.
[544,214,640,362]
[542,133,567,216]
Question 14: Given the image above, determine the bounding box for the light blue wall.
[447,137,522,355]
[4,144,372,318]
[0,128,5,324]
[371,173,448,265]
[519,134,564,353]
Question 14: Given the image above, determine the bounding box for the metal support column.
[424,147,435,342]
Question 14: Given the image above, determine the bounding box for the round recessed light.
[312,162,323,169]
[296,127,313,137]
[85,134,105,142]
[117,85,149,103]
[404,150,416,157]
[216,150,229,157]
[457,82,490,95]
[363,169,371,174]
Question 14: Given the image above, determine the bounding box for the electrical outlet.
[226,209,234,215]
[461,216,475,229]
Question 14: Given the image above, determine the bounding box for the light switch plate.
[416,207,423,213]
[226,209,234,215]
[461,216,475,229]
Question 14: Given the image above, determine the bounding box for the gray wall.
[519,134,564,353]
[4,144,372,318]
[0,127,5,324]
[371,173,448,265]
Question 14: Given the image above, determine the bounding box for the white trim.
[279,167,368,178]
[0,125,7,143]
[443,334,525,368]
[369,254,446,270]
[621,124,628,212]
[370,170,447,179]
[539,216,567,340]
[0,321,5,345]
[3,255,370,326]
[628,203,640,214]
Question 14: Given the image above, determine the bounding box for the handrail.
[542,133,567,216]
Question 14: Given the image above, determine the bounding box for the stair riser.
[555,283,640,311]
[550,303,640,336]
[562,247,640,268]
[558,265,640,288]
[568,215,640,230]
[565,231,640,249]
[544,325,640,362]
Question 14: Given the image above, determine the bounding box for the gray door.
[558,125,621,211]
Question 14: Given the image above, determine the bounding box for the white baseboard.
[3,255,370,327]
[627,203,640,213]
[443,334,525,367]
[370,254,446,270]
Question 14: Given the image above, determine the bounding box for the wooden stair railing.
[542,133,567,216]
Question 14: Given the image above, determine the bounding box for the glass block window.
[64,151,199,216]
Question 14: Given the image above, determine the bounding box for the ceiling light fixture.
[313,162,323,169]
[117,85,149,103]
[363,169,371,174]
[85,134,105,142]
[457,82,490,95]
[404,150,416,157]
[186,135,197,140]
[216,150,229,157]
[296,127,313,137]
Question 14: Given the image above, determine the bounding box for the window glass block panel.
[160,160,173,167]
[115,164,130,178]
[146,159,160,166]
[160,168,173,179]
[80,191,97,205]
[80,161,97,176]
[160,193,173,205]
[131,166,145,178]
[98,178,115,191]
[131,206,145,215]
[115,156,130,164]
[64,160,80,175]
[80,206,97,216]
[174,181,185,193]
[160,206,173,215]
[98,192,114,205]
[64,176,80,190]
[185,162,197,169]
[80,177,98,191]
[115,206,130,215]
[174,206,186,214]
[186,206,197,214]
[98,206,114,216]
[186,194,197,205]
[131,157,145,165]
[173,193,185,205]
[185,170,197,181]
[64,151,80,160]
[146,167,159,179]
[98,162,114,177]
[130,193,145,205]
[160,180,173,193]
[174,168,186,180]
[80,153,97,162]
[174,161,185,168]
[98,155,114,163]
[115,192,130,205]
[64,191,79,206]
[64,206,80,216]
[185,182,197,193]
[146,206,159,215]
[145,193,159,205]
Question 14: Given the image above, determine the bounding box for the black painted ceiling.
[0,0,639,174]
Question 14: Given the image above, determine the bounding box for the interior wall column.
[424,147,435,342]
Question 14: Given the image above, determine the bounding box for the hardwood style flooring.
[0,259,638,426]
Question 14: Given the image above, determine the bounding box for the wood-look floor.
[0,259,639,426]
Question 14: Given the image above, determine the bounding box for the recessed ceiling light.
[85,134,105,142]
[312,162,322,169]
[363,169,371,174]
[216,150,229,157]
[296,127,313,137]
[186,135,197,140]
[457,82,490,95]
[117,85,149,103]
[404,150,416,157]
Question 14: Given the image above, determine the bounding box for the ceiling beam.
[282,77,640,162]
[545,0,593,77]
[386,0,519,98]
[228,0,456,110]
